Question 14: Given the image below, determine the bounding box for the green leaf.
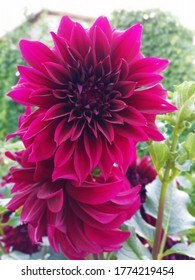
[163,243,195,258]
[177,175,192,190]
[175,148,193,171]
[126,211,155,246]
[174,81,195,108]
[187,228,195,243]
[144,178,195,234]
[117,228,152,260]
[178,94,195,123]
[148,142,169,173]
[0,198,10,214]
[175,81,195,123]
[183,133,195,160]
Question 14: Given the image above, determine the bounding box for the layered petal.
[6,150,140,260]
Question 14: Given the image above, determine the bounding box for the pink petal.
[74,137,91,183]
[84,131,102,169]
[47,189,64,213]
[43,103,70,120]
[67,179,122,205]
[36,183,52,200]
[7,192,28,211]
[112,24,142,63]
[47,225,60,253]
[110,99,128,112]
[51,32,72,64]
[115,123,149,142]
[78,203,119,225]
[21,192,45,223]
[130,73,163,88]
[54,140,75,167]
[28,221,46,243]
[19,40,57,72]
[129,57,169,74]
[53,158,77,181]
[119,106,147,126]
[23,116,51,140]
[57,16,75,41]
[71,23,91,56]
[29,89,58,107]
[143,126,165,141]
[54,118,73,144]
[134,84,167,98]
[29,124,56,161]
[7,88,32,106]
[43,62,71,84]
[114,81,136,98]
[97,121,114,143]
[67,212,101,253]
[92,26,110,61]
[85,225,130,246]
[89,16,113,42]
[70,120,86,141]
[107,136,136,172]
[111,186,140,206]
[129,93,177,113]
[98,139,114,179]
[18,66,56,88]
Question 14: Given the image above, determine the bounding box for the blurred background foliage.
[0,11,50,142]
[111,9,195,91]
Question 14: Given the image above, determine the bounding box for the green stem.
[0,222,4,237]
[87,253,104,260]
[0,222,6,255]
[158,184,173,259]
[151,124,180,260]
[151,180,169,259]
[94,253,104,260]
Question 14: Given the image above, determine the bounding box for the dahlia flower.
[0,208,40,254]
[1,224,41,254]
[7,16,176,183]
[126,156,157,203]
[6,149,140,259]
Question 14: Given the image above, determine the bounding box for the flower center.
[68,78,110,123]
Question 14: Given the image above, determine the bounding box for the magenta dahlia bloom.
[0,209,40,254]
[126,156,157,203]
[6,149,140,259]
[7,16,176,183]
[1,224,41,254]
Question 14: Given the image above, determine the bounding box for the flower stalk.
[151,120,181,260]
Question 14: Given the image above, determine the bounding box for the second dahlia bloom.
[7,16,176,183]
[6,148,140,259]
[126,156,157,203]
[1,224,41,255]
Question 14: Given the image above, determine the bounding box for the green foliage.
[148,142,169,174]
[118,81,195,260]
[111,9,195,91]
[117,228,152,260]
[0,13,51,141]
[0,25,29,140]
[126,211,155,246]
[163,243,195,259]
[0,140,23,179]
[145,179,195,234]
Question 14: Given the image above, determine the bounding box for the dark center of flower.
[66,68,116,124]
